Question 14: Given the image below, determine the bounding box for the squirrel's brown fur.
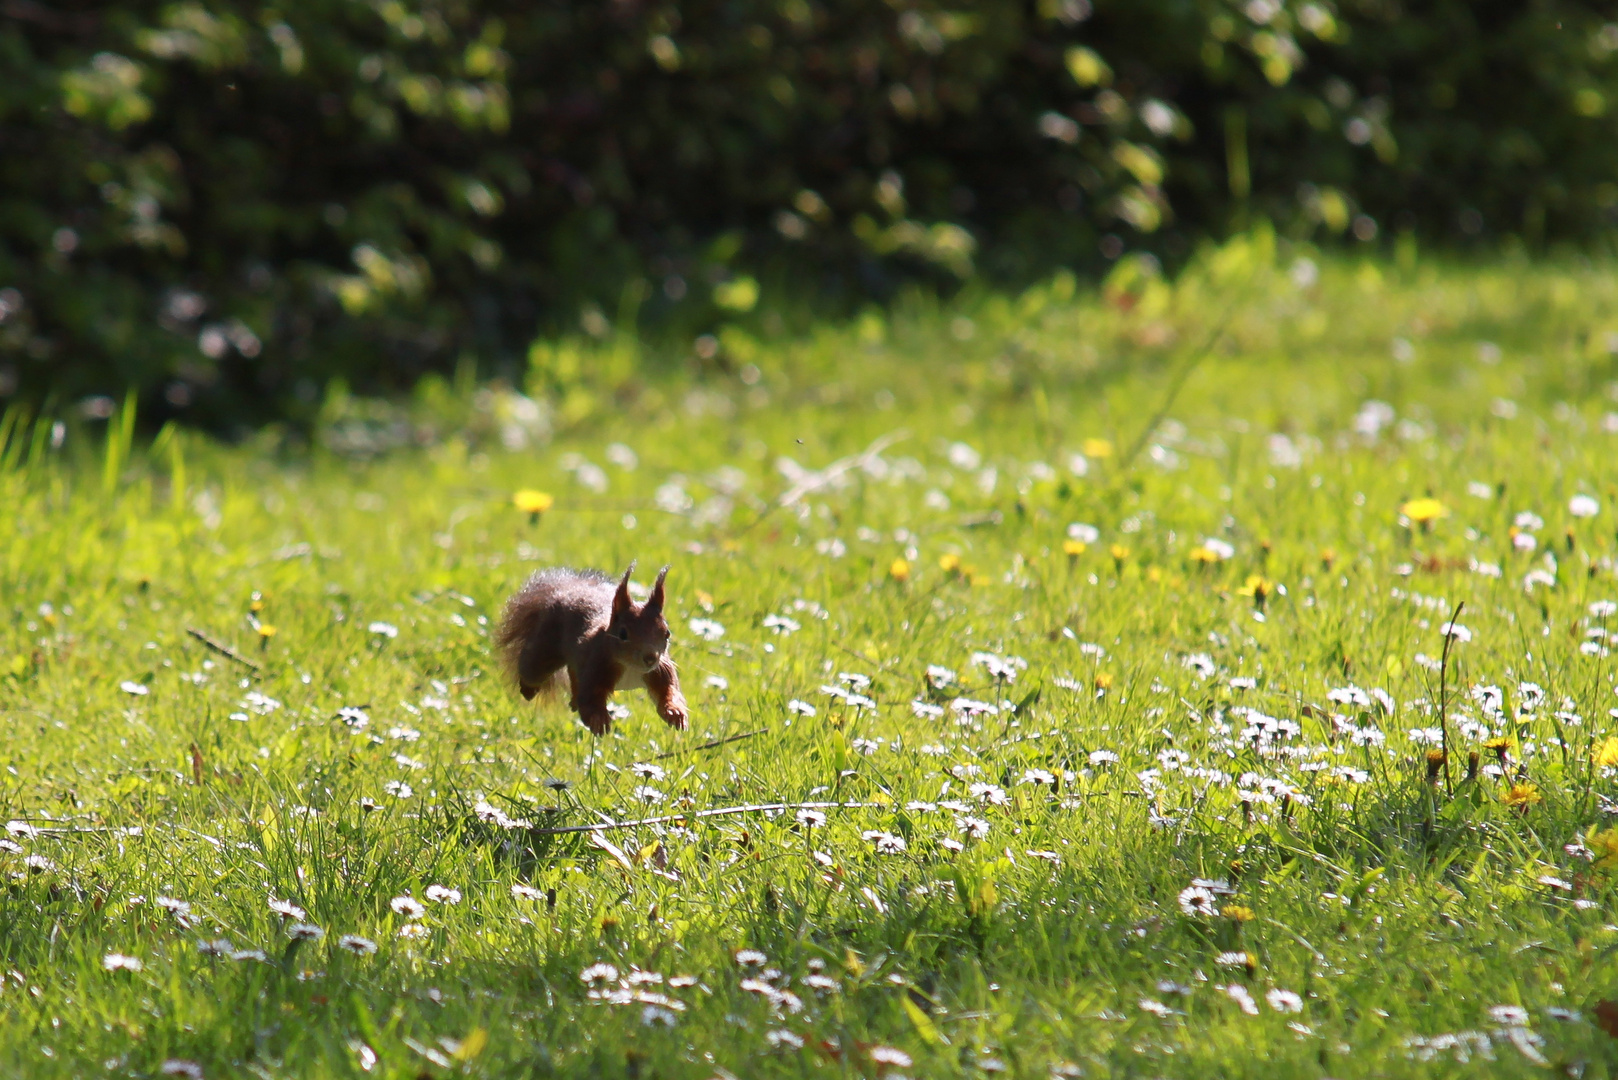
[495,562,687,735]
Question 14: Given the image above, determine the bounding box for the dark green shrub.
[0,1,1614,428]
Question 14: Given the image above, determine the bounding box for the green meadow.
[8,233,1618,1078]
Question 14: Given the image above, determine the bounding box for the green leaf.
[902,994,946,1045]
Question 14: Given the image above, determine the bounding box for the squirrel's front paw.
[579,709,613,736]
[659,696,689,730]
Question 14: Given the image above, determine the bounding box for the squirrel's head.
[607,562,672,672]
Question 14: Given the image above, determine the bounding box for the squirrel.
[495,562,688,735]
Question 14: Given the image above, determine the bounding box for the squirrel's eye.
[616,628,629,641]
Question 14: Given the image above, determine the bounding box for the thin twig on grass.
[1438,600,1465,796]
[16,825,143,837]
[1118,310,1237,472]
[775,430,910,508]
[523,801,871,836]
[1262,917,1328,964]
[185,626,262,671]
[737,430,910,535]
[652,729,765,760]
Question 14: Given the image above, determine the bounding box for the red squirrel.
[495,562,688,735]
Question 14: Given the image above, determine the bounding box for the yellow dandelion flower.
[1483,736,1513,762]
[1094,673,1114,690]
[938,553,962,574]
[888,558,911,582]
[1594,738,1618,769]
[1236,574,1272,608]
[1400,497,1447,524]
[1146,566,1162,583]
[1587,825,1618,871]
[1062,539,1087,557]
[1320,548,1336,570]
[513,489,554,522]
[1501,782,1542,811]
[1082,438,1114,459]
[1189,546,1219,565]
[1109,544,1129,565]
[256,624,277,640]
[1222,904,1256,922]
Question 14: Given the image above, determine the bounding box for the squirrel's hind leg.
[516,637,568,701]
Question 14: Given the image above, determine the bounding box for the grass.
[6,230,1618,1077]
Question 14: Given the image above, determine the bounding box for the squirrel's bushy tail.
[494,589,535,669]
[495,583,544,675]
[495,574,567,698]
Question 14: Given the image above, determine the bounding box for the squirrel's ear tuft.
[646,565,669,616]
[613,561,636,618]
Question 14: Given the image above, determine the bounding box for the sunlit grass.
[5,235,1618,1077]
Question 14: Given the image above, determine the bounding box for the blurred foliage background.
[3,0,1617,429]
